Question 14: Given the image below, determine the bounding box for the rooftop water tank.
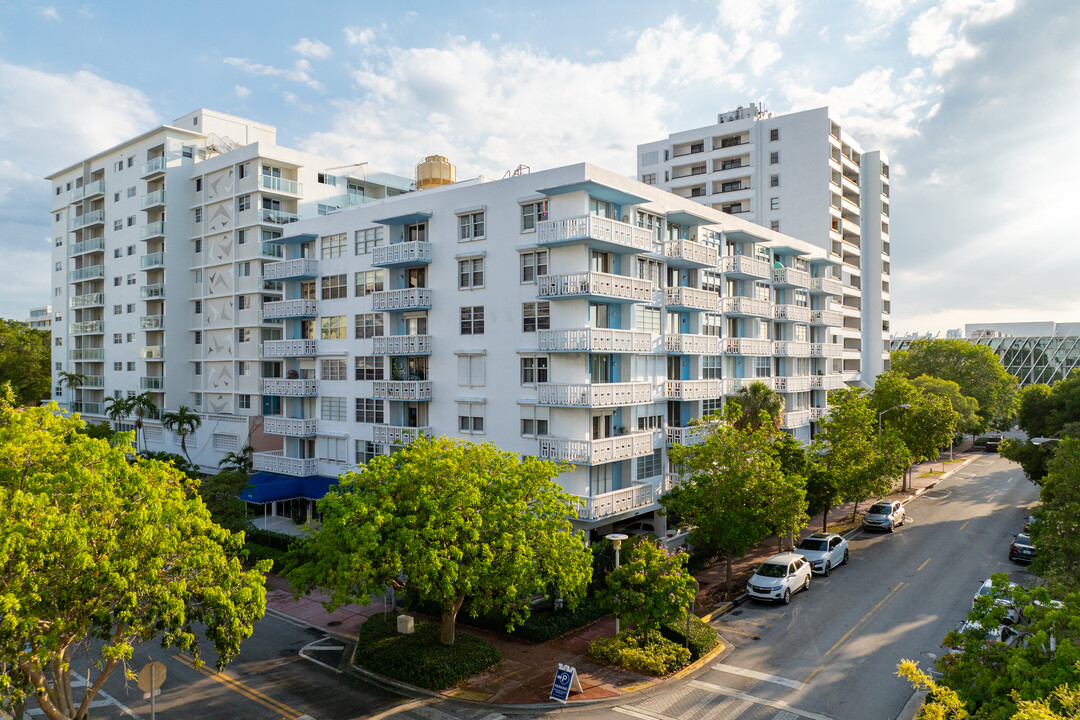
[416,155,456,190]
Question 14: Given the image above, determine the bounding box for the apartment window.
[127,156,135,168]
[194,269,202,284]
[354,269,385,296]
[703,356,722,379]
[770,197,780,211]
[237,262,251,277]
[54,213,61,223]
[355,398,384,424]
[520,250,548,283]
[321,315,347,340]
[457,403,485,434]
[636,306,661,334]
[355,313,384,338]
[640,150,658,166]
[641,173,657,185]
[113,304,122,315]
[354,227,384,254]
[520,356,548,384]
[321,396,347,422]
[770,220,780,231]
[461,306,484,335]
[194,300,202,314]
[356,440,379,464]
[237,328,251,343]
[236,360,252,376]
[238,163,249,179]
[54,287,62,296]
[126,186,136,198]
[238,295,249,310]
[521,415,550,437]
[127,362,135,372]
[770,151,780,165]
[458,212,485,241]
[317,173,336,186]
[458,354,486,387]
[237,394,251,409]
[54,236,62,247]
[770,128,780,141]
[321,233,346,259]
[126,216,135,227]
[589,197,613,219]
[458,258,484,289]
[194,331,202,344]
[237,195,251,212]
[126,273,136,285]
[702,314,722,337]
[114,192,120,202]
[113,276,121,286]
[55,337,62,346]
[321,274,347,299]
[355,356,383,381]
[703,397,723,415]
[237,229,248,245]
[113,333,122,344]
[113,361,122,371]
[113,220,123,231]
[755,356,771,378]
[195,178,202,192]
[194,362,202,376]
[770,174,780,188]
[636,449,664,481]
[520,201,548,232]
[406,223,426,243]
[522,302,550,332]
[318,359,346,381]
[182,146,194,159]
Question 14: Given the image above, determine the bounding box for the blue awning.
[267,232,318,245]
[665,209,716,227]
[240,472,339,504]
[536,180,649,206]
[374,211,433,226]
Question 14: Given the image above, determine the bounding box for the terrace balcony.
[262,298,319,319]
[252,451,317,477]
[372,380,433,401]
[262,339,318,357]
[720,296,771,317]
[141,221,166,240]
[371,288,433,311]
[773,376,812,393]
[68,265,104,282]
[141,189,166,210]
[536,382,653,407]
[372,334,433,355]
[810,375,847,390]
[773,305,812,323]
[773,340,812,356]
[372,241,433,267]
[537,215,653,253]
[722,338,772,356]
[571,482,657,521]
[664,286,719,311]
[141,157,167,178]
[667,425,709,446]
[781,410,812,429]
[261,378,319,396]
[719,255,771,279]
[538,431,655,465]
[663,239,718,269]
[69,237,105,256]
[724,376,773,394]
[70,180,105,202]
[263,417,319,437]
[664,334,720,354]
[69,210,105,231]
[538,328,653,354]
[259,175,303,196]
[263,258,319,281]
[665,379,722,400]
[811,343,843,358]
[772,267,811,288]
[811,309,844,326]
[373,425,430,446]
[809,277,844,295]
[538,272,654,304]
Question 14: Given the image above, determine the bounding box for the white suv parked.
[747,553,812,604]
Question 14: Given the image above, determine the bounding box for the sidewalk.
[264,445,982,707]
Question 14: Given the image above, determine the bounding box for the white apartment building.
[47,109,410,460]
[249,162,846,536]
[637,105,891,384]
[26,305,53,330]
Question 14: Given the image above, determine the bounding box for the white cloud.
[907,0,1019,76]
[77,6,93,18]
[291,37,333,60]
[344,26,375,46]
[41,6,60,21]
[234,84,251,99]
[716,0,799,35]
[283,92,313,113]
[223,57,324,91]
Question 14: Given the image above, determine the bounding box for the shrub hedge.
[245,528,297,552]
[244,541,286,571]
[660,613,719,659]
[354,614,501,690]
[588,631,691,676]
[404,594,608,644]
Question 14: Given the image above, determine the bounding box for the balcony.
[69,210,105,231]
[139,315,164,330]
[263,298,319,319]
[809,277,844,296]
[773,341,812,356]
[71,402,103,415]
[140,283,166,299]
[723,338,773,356]
[68,320,103,334]
[372,241,433,267]
[372,380,433,401]
[538,431,655,465]
[263,416,319,437]
[140,345,164,359]
[259,208,301,225]
[79,375,104,388]
[538,328,653,354]
[261,378,319,396]
[141,189,166,209]
[664,334,720,354]
[70,180,105,202]
[141,156,167,178]
[263,339,318,357]
[69,237,105,256]
[774,376,812,393]
[720,296,771,317]
[667,425,709,446]
[252,451,318,477]
[774,305,812,323]
[664,239,718,269]
[724,377,773,394]
[536,382,653,407]
[772,267,811,288]
[665,379,722,400]
[141,221,166,240]
[372,334,433,355]
[68,348,104,361]
[263,258,319,281]
[537,215,653,253]
[371,288,433,311]
[373,425,430,446]
[140,376,164,390]
[259,175,302,196]
[811,309,844,326]
[719,255,771,279]
[68,265,104,282]
[809,407,829,421]
[69,292,104,308]
[810,375,847,390]
[538,272,655,304]
[572,482,656,521]
[140,252,165,269]
[781,410,811,429]
[811,343,843,358]
[664,286,719,311]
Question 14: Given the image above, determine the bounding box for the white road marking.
[26,671,141,718]
[712,663,807,689]
[613,708,661,720]
[689,680,834,720]
[299,637,344,674]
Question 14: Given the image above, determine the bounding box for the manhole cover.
[923,490,950,499]
[327,621,343,627]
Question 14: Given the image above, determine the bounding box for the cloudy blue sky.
[1,0,1076,334]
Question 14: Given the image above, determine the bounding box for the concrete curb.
[895,688,928,720]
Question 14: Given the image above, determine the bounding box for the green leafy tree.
[56,371,87,401]
[1005,375,1080,482]
[727,380,785,431]
[140,449,200,479]
[1030,438,1080,591]
[805,463,843,533]
[912,375,981,438]
[198,469,252,532]
[162,405,202,463]
[766,434,811,550]
[872,371,959,473]
[663,406,781,591]
[284,435,592,645]
[103,395,132,430]
[0,320,51,406]
[76,420,115,441]
[129,391,158,453]
[598,537,696,642]
[0,387,268,720]
[1015,383,1057,440]
[891,338,1018,434]
[219,444,254,473]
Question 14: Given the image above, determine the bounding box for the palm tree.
[57,370,87,403]
[218,444,253,474]
[728,381,785,431]
[104,395,132,430]
[162,406,202,463]
[130,392,158,453]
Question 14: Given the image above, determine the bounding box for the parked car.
[862,500,906,532]
[974,578,1021,625]
[746,553,812,605]
[795,532,850,576]
[1009,532,1036,563]
[612,519,655,537]
[947,620,1023,654]
[985,435,1004,452]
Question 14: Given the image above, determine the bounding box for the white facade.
[637,105,891,384]
[27,305,53,330]
[46,109,410,465]
[255,163,845,534]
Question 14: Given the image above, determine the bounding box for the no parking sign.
[550,662,583,703]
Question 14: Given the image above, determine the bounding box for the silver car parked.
[862,500,905,532]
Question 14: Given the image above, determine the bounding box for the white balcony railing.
[70,179,105,202]
[263,258,319,281]
[252,451,318,477]
[537,215,653,252]
[724,377,773,394]
[261,378,319,396]
[809,277,844,295]
[263,339,318,357]
[781,410,812,429]
[141,221,166,239]
[538,328,653,354]
[720,296,771,316]
[373,425,430,446]
[373,335,433,355]
[141,157,167,177]
[140,345,164,360]
[372,241,433,266]
[536,382,653,407]
[664,334,720,354]
[723,338,773,355]
[69,237,105,256]
[263,417,319,436]
[773,267,811,288]
[573,482,657,521]
[260,208,300,225]
[371,288,433,310]
[773,305,812,323]
[810,375,847,390]
[68,320,103,334]
[538,431,654,465]
[68,348,104,361]
[719,255,771,278]
[263,298,319,319]
[69,292,104,308]
[139,315,164,330]
[667,425,710,446]
[809,407,829,421]
[665,379,722,400]
[372,381,433,401]
[774,376,812,393]
[259,175,302,195]
[664,239,718,267]
[69,210,105,231]
[773,341,812,356]
[664,286,719,311]
[141,189,166,208]
[811,343,843,357]
[811,309,844,326]
[538,273,655,303]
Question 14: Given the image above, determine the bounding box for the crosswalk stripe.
[712,663,807,689]
[689,680,833,720]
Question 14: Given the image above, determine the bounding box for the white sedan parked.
[747,553,812,605]
[795,533,850,576]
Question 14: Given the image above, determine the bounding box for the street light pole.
[605,533,628,635]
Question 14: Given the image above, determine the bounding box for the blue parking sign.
[550,663,581,703]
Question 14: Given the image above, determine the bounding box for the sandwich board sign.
[549,663,583,703]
